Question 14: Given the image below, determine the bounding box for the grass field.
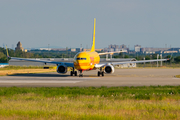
[0,86,180,120]
[0,66,56,76]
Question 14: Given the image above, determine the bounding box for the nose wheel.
[70,68,77,76]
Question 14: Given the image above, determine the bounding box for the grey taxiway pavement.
[0,68,180,87]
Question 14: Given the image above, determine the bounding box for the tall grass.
[0,86,180,119]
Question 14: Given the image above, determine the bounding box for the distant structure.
[140,47,170,54]
[15,41,24,51]
[76,48,83,52]
[15,41,27,52]
[108,44,119,52]
[134,45,141,52]
[120,44,127,49]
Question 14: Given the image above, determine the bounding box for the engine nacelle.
[57,64,67,74]
[104,65,114,74]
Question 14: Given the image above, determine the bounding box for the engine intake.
[57,65,67,73]
[104,65,114,74]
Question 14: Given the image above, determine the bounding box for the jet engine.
[104,65,114,74]
[57,64,67,73]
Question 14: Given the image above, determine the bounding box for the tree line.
[1,47,180,63]
[0,47,77,63]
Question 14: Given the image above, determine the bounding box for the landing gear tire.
[70,71,73,76]
[70,67,77,76]
[75,71,77,76]
[98,71,104,77]
[98,71,100,76]
[102,72,104,76]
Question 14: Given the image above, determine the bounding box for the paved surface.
[0,68,180,87]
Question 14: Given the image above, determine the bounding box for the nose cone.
[74,52,90,70]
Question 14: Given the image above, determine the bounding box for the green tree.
[174,56,180,63]
[124,55,129,58]
[145,55,150,60]
[0,52,7,63]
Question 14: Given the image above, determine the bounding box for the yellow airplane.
[6,18,169,77]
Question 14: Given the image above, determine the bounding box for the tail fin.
[90,18,96,52]
[5,45,10,58]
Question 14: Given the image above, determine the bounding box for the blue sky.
[0,0,180,49]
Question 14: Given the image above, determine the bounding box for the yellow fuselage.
[73,51,100,71]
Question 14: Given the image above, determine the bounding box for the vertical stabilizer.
[6,45,9,58]
[90,18,96,52]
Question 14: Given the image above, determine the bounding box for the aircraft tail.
[5,45,10,58]
[90,18,96,52]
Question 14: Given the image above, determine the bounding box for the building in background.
[134,45,141,52]
[15,41,24,51]
[140,47,170,54]
[76,48,83,52]
[108,44,119,52]
[15,41,27,52]
[120,44,127,49]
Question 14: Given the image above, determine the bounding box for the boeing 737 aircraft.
[6,18,169,77]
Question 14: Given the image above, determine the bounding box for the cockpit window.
[76,58,86,60]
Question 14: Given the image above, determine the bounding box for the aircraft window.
[76,58,86,60]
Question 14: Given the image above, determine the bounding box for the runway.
[0,68,180,87]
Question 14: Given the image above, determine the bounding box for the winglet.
[90,18,96,52]
[5,45,10,58]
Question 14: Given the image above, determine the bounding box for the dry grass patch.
[176,75,180,78]
[0,69,56,76]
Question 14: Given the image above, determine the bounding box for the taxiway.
[0,68,180,87]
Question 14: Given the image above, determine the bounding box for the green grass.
[0,86,179,99]
[0,86,180,119]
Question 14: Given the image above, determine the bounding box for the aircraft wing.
[95,59,168,68]
[98,51,124,55]
[10,57,74,67]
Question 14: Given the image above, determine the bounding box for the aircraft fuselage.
[73,51,100,71]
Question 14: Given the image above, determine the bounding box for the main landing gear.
[98,67,104,77]
[70,67,77,76]
[79,70,83,77]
